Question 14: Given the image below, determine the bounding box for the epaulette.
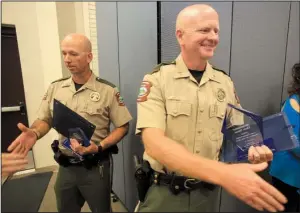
[151,61,176,74]
[96,77,116,88]
[51,76,70,84]
[212,66,228,76]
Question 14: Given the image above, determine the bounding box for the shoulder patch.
[151,61,176,74]
[137,81,152,102]
[212,66,228,76]
[96,77,116,88]
[51,76,70,84]
[114,87,125,106]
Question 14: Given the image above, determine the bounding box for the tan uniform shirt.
[136,55,244,173]
[37,72,132,155]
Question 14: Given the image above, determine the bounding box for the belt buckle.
[184,178,201,189]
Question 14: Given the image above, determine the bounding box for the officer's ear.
[176,29,184,46]
[86,52,93,63]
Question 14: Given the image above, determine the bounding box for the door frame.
[1,23,37,172]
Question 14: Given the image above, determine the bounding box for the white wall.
[83,2,99,75]
[2,2,99,169]
[88,2,99,74]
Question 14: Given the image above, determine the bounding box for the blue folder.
[52,99,95,159]
[52,99,96,140]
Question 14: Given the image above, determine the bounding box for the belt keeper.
[169,173,181,195]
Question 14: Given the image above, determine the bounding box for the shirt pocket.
[79,104,109,127]
[166,98,192,141]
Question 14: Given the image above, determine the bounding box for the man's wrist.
[31,128,40,140]
[202,160,227,186]
[97,143,103,153]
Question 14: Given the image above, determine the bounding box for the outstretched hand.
[7,123,37,157]
[2,153,28,177]
[221,162,287,212]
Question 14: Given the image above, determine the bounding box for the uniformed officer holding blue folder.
[8,33,132,213]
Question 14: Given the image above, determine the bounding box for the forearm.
[30,119,51,140]
[100,123,129,150]
[142,128,226,185]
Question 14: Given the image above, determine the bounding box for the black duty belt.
[152,172,216,195]
[51,140,114,169]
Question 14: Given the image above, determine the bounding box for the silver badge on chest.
[216,88,226,102]
[90,92,100,102]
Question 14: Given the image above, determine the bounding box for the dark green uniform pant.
[137,183,221,212]
[54,158,111,213]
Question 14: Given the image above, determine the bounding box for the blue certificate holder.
[62,128,92,161]
[62,138,84,161]
[222,104,299,162]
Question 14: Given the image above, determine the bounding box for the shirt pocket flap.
[166,99,192,117]
[81,107,103,116]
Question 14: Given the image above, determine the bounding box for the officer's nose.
[64,54,71,63]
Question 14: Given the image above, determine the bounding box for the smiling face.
[176,5,220,61]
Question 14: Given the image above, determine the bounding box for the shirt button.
[198,130,202,134]
[196,150,200,154]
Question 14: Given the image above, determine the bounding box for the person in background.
[269,62,300,212]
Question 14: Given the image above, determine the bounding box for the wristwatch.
[31,128,40,140]
[97,144,103,153]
